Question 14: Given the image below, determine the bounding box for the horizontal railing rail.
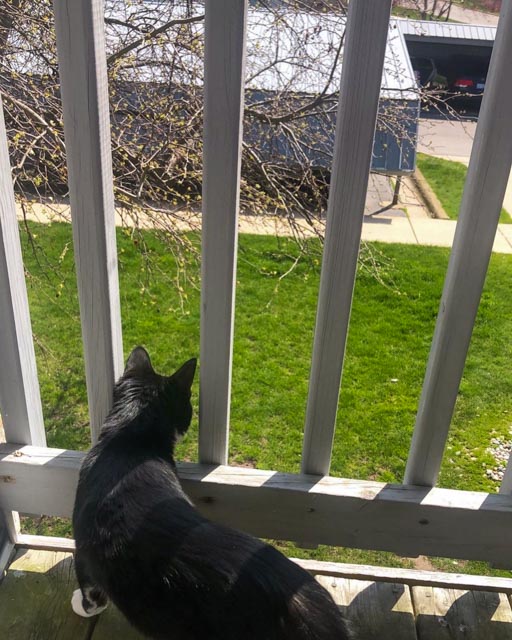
[2,443,512,566]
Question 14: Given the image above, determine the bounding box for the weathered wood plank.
[10,536,512,595]
[53,0,123,443]
[11,536,512,595]
[295,559,512,594]
[0,445,83,517]
[413,586,512,640]
[0,548,94,639]
[93,606,145,639]
[302,0,393,476]
[2,445,512,565]
[0,94,46,448]
[316,576,417,640]
[0,511,15,578]
[199,0,247,465]
[405,0,512,488]
[0,509,19,577]
[16,533,75,553]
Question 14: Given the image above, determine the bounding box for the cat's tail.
[286,579,354,640]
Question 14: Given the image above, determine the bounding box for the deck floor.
[1,548,512,639]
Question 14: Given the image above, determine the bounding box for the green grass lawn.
[417,153,512,224]
[20,221,512,575]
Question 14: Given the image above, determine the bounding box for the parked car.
[450,73,486,96]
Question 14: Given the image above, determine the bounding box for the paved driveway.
[418,119,476,159]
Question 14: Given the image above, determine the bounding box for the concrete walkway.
[360,212,512,253]
[246,207,512,254]
[360,170,512,254]
[19,188,512,254]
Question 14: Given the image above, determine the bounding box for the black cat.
[72,346,352,639]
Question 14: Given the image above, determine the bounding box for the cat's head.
[111,346,197,444]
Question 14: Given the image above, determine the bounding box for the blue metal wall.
[245,90,420,175]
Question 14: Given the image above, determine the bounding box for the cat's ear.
[170,358,197,393]
[124,346,154,376]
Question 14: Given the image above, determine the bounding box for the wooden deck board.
[3,548,512,639]
[413,586,512,640]
[0,548,94,640]
[316,575,418,639]
[92,606,145,639]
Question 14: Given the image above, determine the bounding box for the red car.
[451,74,486,96]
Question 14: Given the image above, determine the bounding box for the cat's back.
[73,437,189,550]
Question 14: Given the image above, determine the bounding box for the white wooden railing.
[2,0,512,573]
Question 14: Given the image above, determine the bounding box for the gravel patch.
[485,431,512,483]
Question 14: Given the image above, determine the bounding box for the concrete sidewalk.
[239,171,512,253]
[244,209,512,254]
[18,195,512,254]
[360,213,512,254]
[362,171,512,253]
[17,160,512,255]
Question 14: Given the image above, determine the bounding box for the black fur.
[73,347,352,639]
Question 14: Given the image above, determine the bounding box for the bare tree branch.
[107,13,204,67]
